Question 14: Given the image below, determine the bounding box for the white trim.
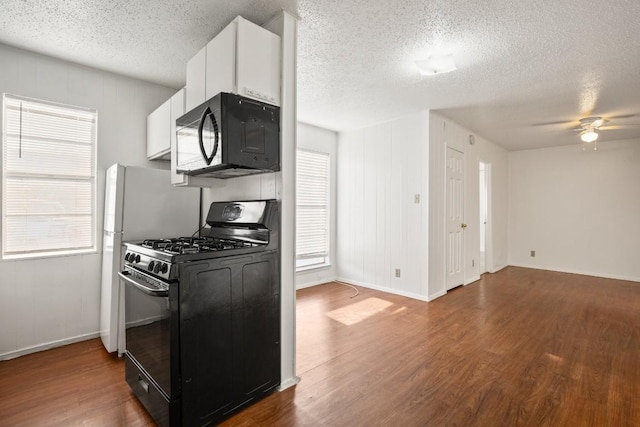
[295,260,331,272]
[277,375,301,391]
[508,263,640,283]
[0,332,100,361]
[335,277,430,302]
[489,264,508,273]
[428,290,447,301]
[464,275,481,285]
[295,276,337,290]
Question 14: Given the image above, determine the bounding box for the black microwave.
[176,92,280,178]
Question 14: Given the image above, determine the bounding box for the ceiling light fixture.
[580,129,598,143]
[579,128,599,150]
[415,54,457,75]
[575,117,607,150]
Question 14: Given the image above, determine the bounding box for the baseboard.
[296,276,337,290]
[0,332,100,361]
[335,277,430,302]
[489,264,509,273]
[277,375,301,391]
[508,263,640,283]
[465,275,481,285]
[428,290,447,301]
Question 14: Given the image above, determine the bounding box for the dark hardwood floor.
[1,267,639,426]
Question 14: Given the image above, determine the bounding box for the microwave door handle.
[118,271,168,298]
[198,108,219,166]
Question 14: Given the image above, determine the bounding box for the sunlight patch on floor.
[545,352,564,363]
[325,297,394,326]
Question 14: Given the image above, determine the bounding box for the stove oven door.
[120,270,177,425]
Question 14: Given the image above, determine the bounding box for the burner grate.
[139,237,259,255]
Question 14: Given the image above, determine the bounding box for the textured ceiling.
[1,0,640,151]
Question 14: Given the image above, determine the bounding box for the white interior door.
[446,147,465,290]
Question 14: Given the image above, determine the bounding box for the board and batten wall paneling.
[295,123,338,289]
[508,139,640,282]
[0,42,175,359]
[428,112,508,298]
[336,128,364,282]
[428,113,447,299]
[336,111,429,301]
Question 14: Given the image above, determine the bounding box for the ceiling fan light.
[580,129,598,143]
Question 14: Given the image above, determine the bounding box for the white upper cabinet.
[185,47,207,113]
[204,22,236,102]
[146,98,171,160]
[185,16,281,112]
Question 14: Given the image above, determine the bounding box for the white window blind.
[2,94,97,258]
[296,149,330,262]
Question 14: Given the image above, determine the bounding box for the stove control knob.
[135,255,141,263]
[124,253,130,262]
[154,263,161,274]
[161,263,168,274]
[148,261,155,271]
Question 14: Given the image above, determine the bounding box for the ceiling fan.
[574,117,605,148]
[534,113,640,150]
[571,115,640,150]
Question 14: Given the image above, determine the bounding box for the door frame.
[479,161,493,274]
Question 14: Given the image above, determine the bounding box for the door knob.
[461,223,467,228]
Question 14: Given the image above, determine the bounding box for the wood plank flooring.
[1,266,639,426]
[0,338,155,426]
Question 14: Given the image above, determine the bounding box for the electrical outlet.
[530,250,536,257]
[472,259,475,267]
[395,269,401,278]
[414,194,420,204]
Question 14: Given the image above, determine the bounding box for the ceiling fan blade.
[599,124,640,130]
[608,113,639,120]
[532,119,577,127]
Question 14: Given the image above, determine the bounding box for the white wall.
[199,12,299,389]
[295,123,338,289]
[337,112,430,300]
[0,43,176,359]
[428,112,508,299]
[508,139,640,282]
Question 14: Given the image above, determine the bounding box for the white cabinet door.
[186,46,207,112]
[205,21,237,100]
[146,99,171,160]
[193,16,281,107]
[236,17,281,106]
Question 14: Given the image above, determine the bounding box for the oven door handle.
[118,271,169,298]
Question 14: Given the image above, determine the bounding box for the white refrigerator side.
[99,164,125,353]
[121,166,200,240]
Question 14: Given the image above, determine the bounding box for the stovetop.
[124,236,268,269]
[141,237,257,255]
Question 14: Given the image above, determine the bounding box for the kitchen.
[2,0,640,426]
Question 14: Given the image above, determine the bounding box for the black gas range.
[120,200,281,427]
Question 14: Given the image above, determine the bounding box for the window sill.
[2,248,98,262]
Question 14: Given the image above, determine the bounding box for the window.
[2,94,97,259]
[296,149,330,270]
